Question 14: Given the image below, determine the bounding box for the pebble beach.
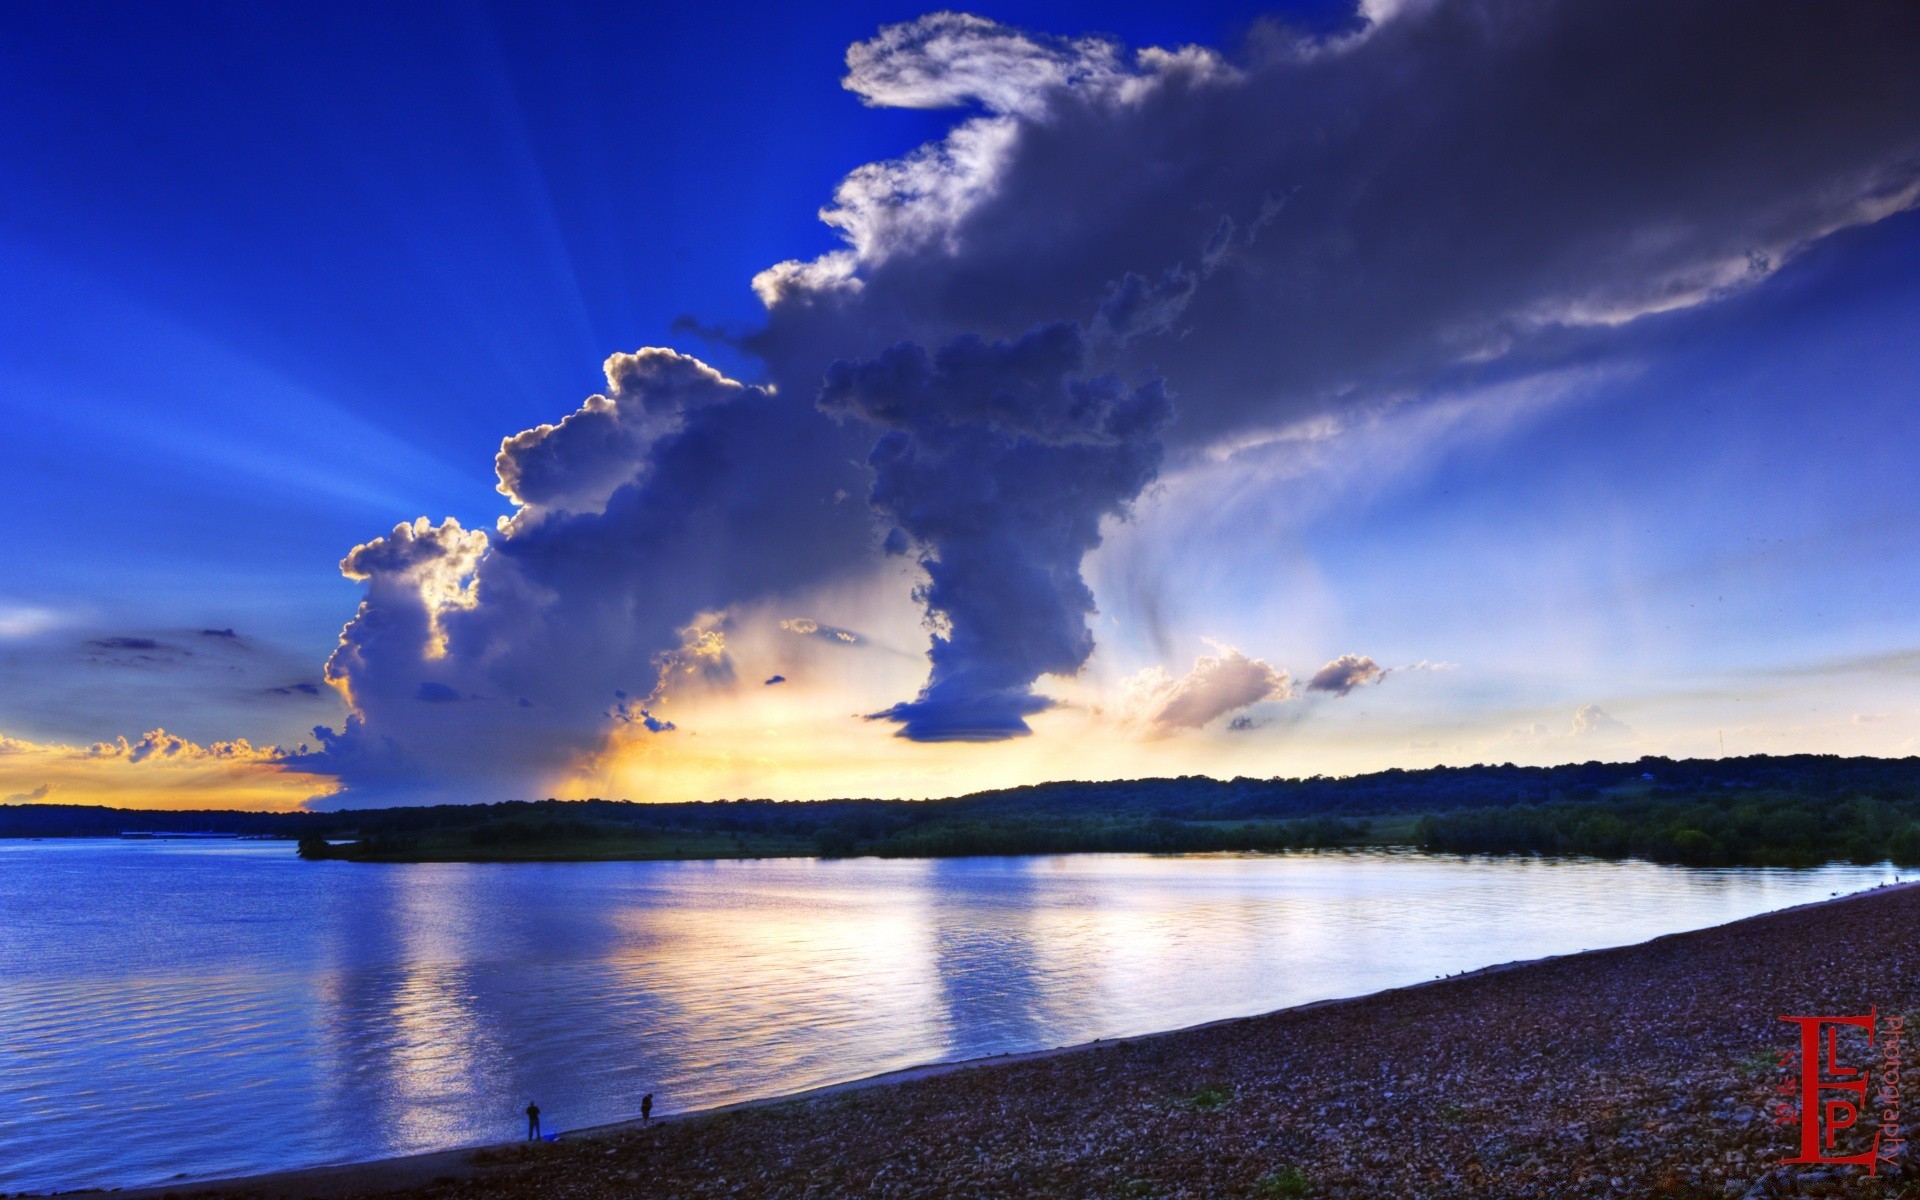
[103,880,1917,1200]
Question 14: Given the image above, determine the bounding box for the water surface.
[0,840,1895,1192]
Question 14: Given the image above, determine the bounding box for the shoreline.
[89,875,1916,1200]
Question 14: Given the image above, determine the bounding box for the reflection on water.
[0,841,1895,1192]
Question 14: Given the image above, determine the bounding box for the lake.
[0,840,1896,1193]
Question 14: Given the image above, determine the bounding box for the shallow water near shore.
[0,841,1897,1193]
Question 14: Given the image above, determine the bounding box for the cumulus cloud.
[494,348,744,514]
[290,2,1919,803]
[90,728,284,765]
[1510,721,1550,744]
[1307,654,1388,696]
[1117,645,1292,732]
[1571,704,1631,738]
[821,321,1173,741]
[294,345,872,801]
[0,727,332,810]
[333,516,489,671]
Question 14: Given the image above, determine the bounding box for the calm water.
[0,841,1897,1193]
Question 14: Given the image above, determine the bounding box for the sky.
[1,0,1917,810]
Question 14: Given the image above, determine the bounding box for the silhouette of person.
[641,1093,653,1125]
[526,1100,541,1141]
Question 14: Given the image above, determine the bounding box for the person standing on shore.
[641,1093,653,1125]
[526,1100,541,1141]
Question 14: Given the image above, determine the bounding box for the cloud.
[752,4,1920,453]
[1307,654,1388,696]
[0,606,62,639]
[286,2,1920,803]
[1571,704,1632,738]
[821,321,1173,741]
[79,635,186,668]
[764,675,787,686]
[1117,645,1292,732]
[268,681,325,697]
[200,628,239,640]
[0,727,333,810]
[842,12,1143,118]
[294,346,872,801]
[779,617,865,646]
[86,636,162,652]
[494,348,744,514]
[643,613,735,705]
[610,692,677,733]
[334,516,489,666]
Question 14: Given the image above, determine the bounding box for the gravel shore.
[109,880,1917,1200]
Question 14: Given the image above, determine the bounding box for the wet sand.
[83,880,1920,1200]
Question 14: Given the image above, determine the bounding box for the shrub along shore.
[7,753,1920,866]
[100,879,1918,1200]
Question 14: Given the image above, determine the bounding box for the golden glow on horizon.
[0,729,338,811]
[10,568,1919,812]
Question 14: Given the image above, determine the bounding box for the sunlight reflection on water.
[0,841,1896,1192]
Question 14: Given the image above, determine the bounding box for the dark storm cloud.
[86,636,163,652]
[753,2,1920,450]
[301,1,1920,802]
[821,322,1172,740]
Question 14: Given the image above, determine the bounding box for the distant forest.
[4,754,1920,867]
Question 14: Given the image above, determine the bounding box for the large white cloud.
[295,347,874,801]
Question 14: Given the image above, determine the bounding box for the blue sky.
[2,0,1917,807]
[1,0,1314,653]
